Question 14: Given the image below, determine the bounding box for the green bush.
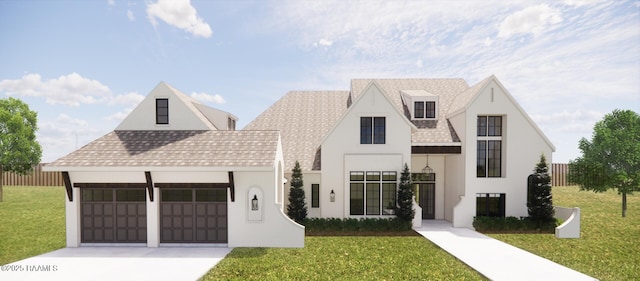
[473,216,557,233]
[304,217,412,233]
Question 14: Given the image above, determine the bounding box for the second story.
[117,82,237,131]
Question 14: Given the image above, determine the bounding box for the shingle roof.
[46,130,280,168]
[243,91,349,171]
[350,79,470,143]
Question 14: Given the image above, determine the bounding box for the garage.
[159,184,228,243]
[79,183,147,243]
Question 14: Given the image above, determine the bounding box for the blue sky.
[0,0,638,164]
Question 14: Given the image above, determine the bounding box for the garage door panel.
[160,188,227,243]
[81,187,146,243]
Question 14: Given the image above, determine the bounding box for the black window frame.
[350,171,397,216]
[311,184,320,208]
[360,117,386,144]
[426,101,436,118]
[477,115,503,178]
[476,193,506,217]
[156,98,169,125]
[414,102,425,119]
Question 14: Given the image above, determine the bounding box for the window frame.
[156,98,169,125]
[360,117,386,144]
[350,171,397,216]
[476,193,506,217]
[477,115,503,178]
[311,184,320,208]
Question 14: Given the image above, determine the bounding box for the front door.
[418,183,435,219]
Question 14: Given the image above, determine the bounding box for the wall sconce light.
[251,194,259,210]
[330,190,335,202]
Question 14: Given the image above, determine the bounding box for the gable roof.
[350,78,469,143]
[243,91,349,171]
[45,130,280,169]
[117,82,236,131]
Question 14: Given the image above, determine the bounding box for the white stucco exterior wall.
[116,82,214,131]
[227,171,304,248]
[455,79,554,228]
[321,83,413,218]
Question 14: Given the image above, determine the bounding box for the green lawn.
[0,186,66,265]
[1,185,638,281]
[490,186,639,281]
[203,236,484,280]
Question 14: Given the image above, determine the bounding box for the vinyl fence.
[1,163,63,186]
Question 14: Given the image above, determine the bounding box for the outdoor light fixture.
[422,154,433,175]
[251,194,259,210]
[330,190,335,202]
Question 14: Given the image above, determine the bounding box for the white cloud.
[109,92,145,106]
[498,4,563,38]
[562,0,604,7]
[416,59,423,69]
[531,110,603,134]
[107,0,115,6]
[146,0,212,38]
[0,73,111,106]
[317,38,333,47]
[191,92,225,104]
[55,114,89,127]
[127,9,135,21]
[104,107,134,121]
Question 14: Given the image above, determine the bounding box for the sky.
[0,0,638,164]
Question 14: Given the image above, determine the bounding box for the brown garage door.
[81,186,147,243]
[160,187,227,243]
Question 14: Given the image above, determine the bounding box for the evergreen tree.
[287,161,307,224]
[396,163,414,222]
[527,154,554,225]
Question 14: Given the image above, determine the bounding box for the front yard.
[1,185,638,280]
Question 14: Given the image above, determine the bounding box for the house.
[45,75,554,249]
[245,75,555,228]
[44,82,304,248]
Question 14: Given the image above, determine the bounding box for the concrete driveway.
[0,247,232,281]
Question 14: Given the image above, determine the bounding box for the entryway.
[416,183,435,219]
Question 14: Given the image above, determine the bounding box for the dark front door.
[418,183,435,219]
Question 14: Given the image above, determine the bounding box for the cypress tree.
[396,163,414,222]
[287,161,307,224]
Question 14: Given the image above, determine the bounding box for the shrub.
[473,216,557,233]
[287,161,307,224]
[304,217,412,233]
[396,163,414,222]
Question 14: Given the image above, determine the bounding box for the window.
[311,184,319,208]
[414,102,424,119]
[350,171,397,215]
[413,101,436,119]
[477,116,503,177]
[360,117,385,144]
[156,98,169,124]
[195,189,226,202]
[476,193,505,217]
[228,118,236,131]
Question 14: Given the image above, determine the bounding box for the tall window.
[477,116,503,177]
[350,171,397,215]
[156,98,169,124]
[311,184,319,208]
[476,193,505,217]
[413,101,436,119]
[360,117,385,144]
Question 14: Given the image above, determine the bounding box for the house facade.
[45,75,554,249]
[44,82,304,248]
[245,75,555,228]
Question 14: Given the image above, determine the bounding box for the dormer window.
[400,90,438,120]
[156,98,169,124]
[228,117,236,131]
[414,101,436,119]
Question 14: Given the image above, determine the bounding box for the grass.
[489,186,640,281]
[203,236,485,281]
[1,185,637,280]
[0,186,66,265]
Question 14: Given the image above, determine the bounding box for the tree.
[568,109,640,217]
[527,154,554,225]
[396,163,414,222]
[286,161,307,224]
[0,97,42,202]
